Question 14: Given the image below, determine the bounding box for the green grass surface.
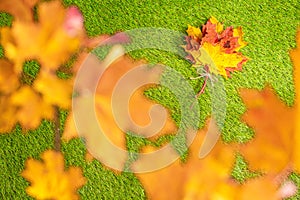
[1,0,300,199]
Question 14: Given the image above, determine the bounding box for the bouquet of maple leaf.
[182,17,248,97]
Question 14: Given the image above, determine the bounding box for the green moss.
[0,0,299,199]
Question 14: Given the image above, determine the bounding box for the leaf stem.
[196,75,208,98]
[54,106,61,151]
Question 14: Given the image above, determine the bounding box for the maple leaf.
[0,96,18,133]
[238,176,280,200]
[34,71,73,109]
[10,86,54,130]
[21,150,86,200]
[202,42,247,78]
[134,119,237,200]
[0,0,39,22]
[291,30,300,172]
[201,19,219,44]
[63,46,177,166]
[219,26,240,53]
[0,59,20,94]
[239,86,294,174]
[238,31,300,175]
[0,0,84,73]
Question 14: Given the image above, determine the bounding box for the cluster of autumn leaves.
[0,0,299,199]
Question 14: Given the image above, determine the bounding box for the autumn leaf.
[135,119,237,200]
[0,0,39,22]
[238,176,280,200]
[0,96,17,133]
[10,86,54,130]
[239,86,294,174]
[202,42,247,78]
[0,0,84,73]
[238,30,300,175]
[21,150,86,200]
[182,17,248,97]
[201,18,219,44]
[34,71,73,109]
[0,59,20,94]
[291,30,300,172]
[63,46,177,165]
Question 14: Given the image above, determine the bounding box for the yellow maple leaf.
[34,71,73,110]
[21,150,86,200]
[202,42,247,78]
[186,25,202,39]
[10,86,54,130]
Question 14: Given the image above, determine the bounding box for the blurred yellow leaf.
[34,71,73,109]
[10,86,54,130]
[0,0,84,73]
[22,150,86,200]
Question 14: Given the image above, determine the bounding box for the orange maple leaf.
[0,0,39,22]
[135,119,237,200]
[239,30,300,176]
[239,86,294,174]
[291,30,300,171]
[0,59,19,94]
[63,46,177,166]
[21,150,86,200]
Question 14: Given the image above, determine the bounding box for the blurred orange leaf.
[291,30,300,172]
[21,150,86,200]
[135,119,236,200]
[239,30,300,175]
[0,59,19,94]
[0,0,38,22]
[63,47,177,165]
[239,87,294,174]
